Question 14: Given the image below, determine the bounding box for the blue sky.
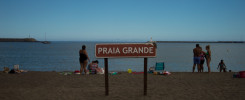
[0,0,244,41]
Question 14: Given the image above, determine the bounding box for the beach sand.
[0,72,244,100]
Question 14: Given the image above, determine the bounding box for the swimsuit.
[79,53,87,63]
[200,53,205,64]
[206,51,211,60]
[193,57,201,64]
[206,52,209,56]
[219,63,226,69]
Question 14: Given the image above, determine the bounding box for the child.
[217,60,227,72]
[88,60,99,74]
[200,49,206,72]
[88,60,103,74]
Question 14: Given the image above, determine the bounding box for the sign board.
[95,43,157,96]
[95,43,156,58]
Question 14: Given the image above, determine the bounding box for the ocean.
[0,41,244,72]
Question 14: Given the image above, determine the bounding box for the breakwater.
[0,38,38,42]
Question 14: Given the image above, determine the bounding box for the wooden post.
[104,58,109,96]
[95,43,156,96]
[144,58,147,96]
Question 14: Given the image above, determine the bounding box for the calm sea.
[0,41,244,72]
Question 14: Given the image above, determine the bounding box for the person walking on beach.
[193,44,201,72]
[217,60,226,72]
[205,45,211,73]
[79,45,90,74]
[200,47,205,72]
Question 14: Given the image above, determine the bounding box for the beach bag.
[239,71,245,78]
[9,69,16,74]
[3,67,9,73]
[101,68,104,74]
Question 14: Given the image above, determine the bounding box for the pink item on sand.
[239,71,245,78]
[163,71,171,75]
[74,70,80,73]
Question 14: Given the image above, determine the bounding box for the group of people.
[193,44,227,72]
[80,44,226,74]
[79,45,102,74]
[193,44,211,73]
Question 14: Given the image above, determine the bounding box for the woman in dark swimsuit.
[206,45,211,73]
[79,45,90,74]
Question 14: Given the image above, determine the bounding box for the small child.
[217,60,227,72]
[88,60,99,74]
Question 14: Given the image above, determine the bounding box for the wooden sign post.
[95,43,156,96]
[104,58,109,95]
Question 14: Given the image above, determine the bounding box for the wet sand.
[0,72,244,100]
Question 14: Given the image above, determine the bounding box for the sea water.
[0,41,244,72]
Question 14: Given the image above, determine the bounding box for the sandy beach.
[0,72,244,100]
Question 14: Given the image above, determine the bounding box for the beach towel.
[89,63,98,74]
[155,62,165,70]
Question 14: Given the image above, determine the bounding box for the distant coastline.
[154,41,245,43]
[0,38,244,43]
[0,38,38,42]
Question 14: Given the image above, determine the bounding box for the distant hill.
[0,38,38,42]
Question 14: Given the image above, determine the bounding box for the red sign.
[95,43,156,58]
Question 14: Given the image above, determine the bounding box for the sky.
[0,0,245,41]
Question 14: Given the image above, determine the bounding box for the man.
[193,44,201,72]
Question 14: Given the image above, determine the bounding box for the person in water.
[79,45,90,74]
[205,45,211,73]
[200,47,206,72]
[218,60,227,72]
[193,44,201,72]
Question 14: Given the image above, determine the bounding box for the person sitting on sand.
[217,60,226,72]
[88,60,101,74]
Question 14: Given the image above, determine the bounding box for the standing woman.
[79,45,90,74]
[205,45,211,73]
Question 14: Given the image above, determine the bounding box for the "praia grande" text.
[97,47,154,54]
